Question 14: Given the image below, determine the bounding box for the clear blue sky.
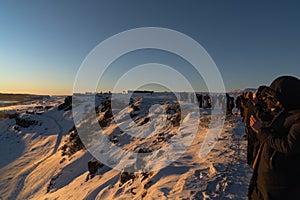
[0,0,299,95]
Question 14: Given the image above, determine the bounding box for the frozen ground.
[0,93,252,200]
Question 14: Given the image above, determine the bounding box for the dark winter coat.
[250,76,300,200]
[244,99,259,165]
[245,100,256,127]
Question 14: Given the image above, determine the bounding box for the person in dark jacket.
[242,92,258,165]
[249,76,300,200]
[226,93,234,115]
[196,94,203,108]
[236,94,243,117]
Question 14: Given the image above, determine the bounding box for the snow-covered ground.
[0,93,252,200]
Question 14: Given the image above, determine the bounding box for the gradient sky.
[0,0,299,95]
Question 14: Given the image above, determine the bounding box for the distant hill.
[0,93,50,107]
[229,88,257,94]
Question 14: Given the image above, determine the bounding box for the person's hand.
[250,115,262,133]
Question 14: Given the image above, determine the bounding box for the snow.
[0,93,252,200]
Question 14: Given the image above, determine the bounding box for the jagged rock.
[164,103,181,127]
[60,127,85,157]
[97,97,113,128]
[15,115,38,128]
[110,135,118,144]
[25,110,34,114]
[87,160,104,179]
[47,172,62,193]
[119,165,135,186]
[45,105,53,110]
[59,157,66,164]
[34,106,43,109]
[120,171,135,186]
[130,187,137,195]
[58,96,72,111]
[142,190,147,198]
[128,97,143,119]
[131,105,140,111]
[170,112,181,127]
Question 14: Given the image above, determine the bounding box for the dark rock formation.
[119,165,136,186]
[15,116,38,128]
[58,96,72,111]
[87,160,104,180]
[60,127,85,157]
[96,97,113,128]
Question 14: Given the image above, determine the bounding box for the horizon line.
[0,88,258,96]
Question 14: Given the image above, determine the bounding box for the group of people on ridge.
[237,76,300,200]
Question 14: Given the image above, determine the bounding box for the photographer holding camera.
[248,76,300,200]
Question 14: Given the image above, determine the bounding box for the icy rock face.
[60,127,85,157]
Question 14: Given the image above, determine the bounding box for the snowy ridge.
[0,94,252,200]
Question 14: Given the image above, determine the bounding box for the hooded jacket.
[250,76,300,200]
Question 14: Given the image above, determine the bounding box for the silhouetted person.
[197,94,203,108]
[249,76,300,200]
[226,93,234,114]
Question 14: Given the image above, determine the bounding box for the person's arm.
[264,123,300,155]
[251,115,300,155]
[250,115,262,133]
